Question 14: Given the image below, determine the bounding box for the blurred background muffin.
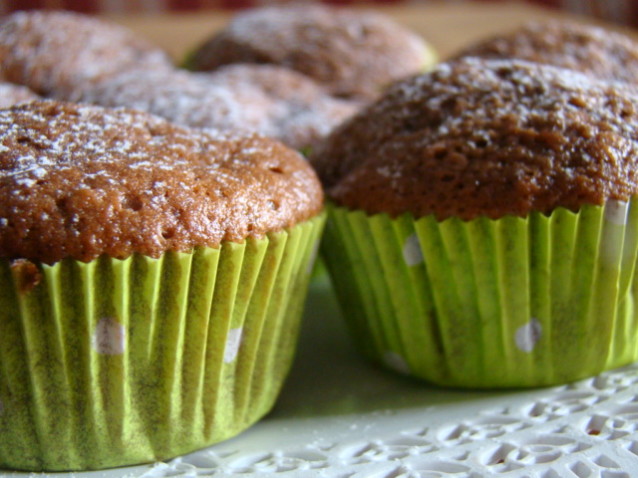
[0,10,173,99]
[453,20,638,85]
[74,64,358,151]
[185,4,437,101]
[0,10,359,151]
[0,82,39,108]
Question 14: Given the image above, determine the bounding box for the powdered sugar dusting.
[76,65,357,150]
[0,10,357,150]
[192,4,431,100]
[0,10,173,98]
[313,57,638,219]
[0,101,323,264]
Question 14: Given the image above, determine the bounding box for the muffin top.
[76,65,358,150]
[0,101,323,264]
[311,58,638,220]
[0,82,39,108]
[204,64,359,149]
[454,20,638,85]
[0,10,173,99]
[188,4,432,101]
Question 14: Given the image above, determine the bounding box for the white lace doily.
[7,277,638,478]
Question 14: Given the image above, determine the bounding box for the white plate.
[5,275,638,477]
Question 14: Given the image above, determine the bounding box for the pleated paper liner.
[322,201,638,388]
[0,213,324,472]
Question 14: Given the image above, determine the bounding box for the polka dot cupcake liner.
[321,201,638,388]
[0,214,325,471]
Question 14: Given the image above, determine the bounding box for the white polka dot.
[383,351,411,375]
[601,236,624,267]
[403,233,423,266]
[92,317,126,355]
[515,319,542,353]
[224,327,243,363]
[604,200,629,226]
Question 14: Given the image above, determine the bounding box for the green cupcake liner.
[0,214,325,471]
[321,201,638,388]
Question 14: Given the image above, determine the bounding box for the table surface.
[8,4,638,478]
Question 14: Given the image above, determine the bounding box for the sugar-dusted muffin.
[203,64,360,150]
[0,100,325,470]
[0,82,39,108]
[186,4,437,101]
[76,65,358,150]
[312,57,638,388]
[0,10,173,99]
[453,20,638,84]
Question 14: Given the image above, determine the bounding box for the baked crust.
[454,21,638,85]
[0,10,173,99]
[76,64,358,150]
[311,58,638,220]
[0,101,323,264]
[188,4,430,101]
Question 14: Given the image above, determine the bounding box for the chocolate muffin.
[0,100,325,470]
[453,20,638,85]
[313,58,638,219]
[0,10,173,99]
[0,82,39,108]
[187,4,436,101]
[313,57,638,387]
[76,65,358,150]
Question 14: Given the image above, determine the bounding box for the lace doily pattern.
[135,364,638,478]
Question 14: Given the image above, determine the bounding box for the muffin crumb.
[10,258,41,294]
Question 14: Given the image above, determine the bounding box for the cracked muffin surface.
[0,100,323,264]
[311,58,638,220]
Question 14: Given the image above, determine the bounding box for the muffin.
[0,11,357,150]
[312,57,638,388]
[0,82,39,108]
[204,64,361,150]
[0,100,325,470]
[0,10,173,100]
[75,65,358,151]
[186,4,437,101]
[453,20,638,85]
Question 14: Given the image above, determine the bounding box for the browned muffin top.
[76,65,358,150]
[0,82,39,108]
[0,101,323,264]
[188,5,432,101]
[454,21,638,85]
[311,58,638,220]
[0,10,173,99]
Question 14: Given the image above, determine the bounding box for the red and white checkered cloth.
[1,0,638,26]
